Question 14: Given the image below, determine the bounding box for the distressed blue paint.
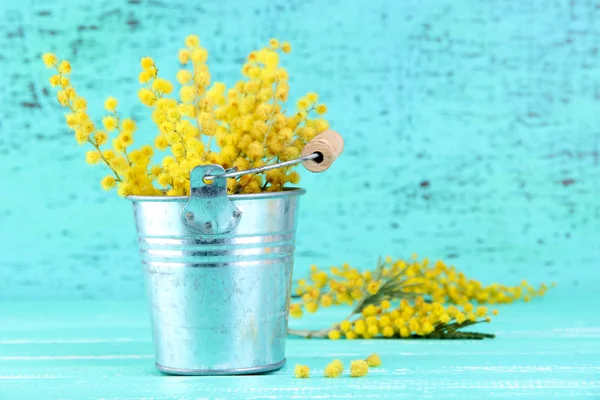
[0,293,599,399]
[0,0,599,300]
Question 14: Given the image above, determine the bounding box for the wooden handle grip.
[301,130,344,173]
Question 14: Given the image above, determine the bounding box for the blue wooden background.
[1,0,599,300]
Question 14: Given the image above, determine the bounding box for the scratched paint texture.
[1,0,599,299]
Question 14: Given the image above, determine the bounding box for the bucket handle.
[203,152,320,181]
[181,131,344,235]
[203,130,344,181]
[180,164,242,235]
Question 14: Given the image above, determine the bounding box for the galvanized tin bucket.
[128,164,305,375]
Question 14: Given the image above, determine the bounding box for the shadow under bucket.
[128,165,305,375]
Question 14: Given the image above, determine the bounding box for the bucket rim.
[126,187,307,202]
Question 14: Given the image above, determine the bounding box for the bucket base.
[155,358,286,376]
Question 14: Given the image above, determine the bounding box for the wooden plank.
[0,293,599,399]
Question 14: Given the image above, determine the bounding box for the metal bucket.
[128,165,305,375]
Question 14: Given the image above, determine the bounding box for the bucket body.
[129,179,305,375]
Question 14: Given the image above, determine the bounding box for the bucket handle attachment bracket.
[181,165,242,235]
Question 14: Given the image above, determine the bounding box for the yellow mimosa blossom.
[361,304,377,317]
[367,325,379,336]
[101,176,116,190]
[176,70,193,85]
[269,38,279,49]
[191,48,208,63]
[152,78,174,95]
[294,364,310,378]
[382,326,394,337]
[316,104,327,114]
[297,99,308,110]
[367,281,380,295]
[140,57,154,69]
[102,116,118,132]
[43,36,333,196]
[320,294,334,307]
[354,320,366,335]
[350,360,369,377]
[102,150,115,160]
[57,60,71,74]
[64,113,78,128]
[324,359,343,378]
[118,132,134,148]
[476,306,488,317]
[49,75,61,87]
[157,173,171,188]
[287,171,300,184]
[139,69,153,83]
[138,88,156,106]
[42,53,57,67]
[287,254,553,341]
[104,97,118,112]
[75,131,89,145]
[185,34,200,48]
[59,75,69,87]
[72,97,87,111]
[379,315,391,327]
[150,165,162,177]
[178,49,191,64]
[85,151,101,165]
[305,302,318,313]
[339,320,352,332]
[327,330,341,340]
[306,92,318,103]
[121,118,136,133]
[365,353,382,367]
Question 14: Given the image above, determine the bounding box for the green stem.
[287,328,331,339]
[87,139,122,182]
[423,331,495,340]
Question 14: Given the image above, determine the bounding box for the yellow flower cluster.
[42,53,159,195]
[381,255,552,304]
[294,354,380,378]
[324,359,344,378]
[365,353,382,367]
[43,35,331,196]
[350,360,369,378]
[294,364,310,378]
[326,297,494,340]
[290,255,552,318]
[287,255,552,340]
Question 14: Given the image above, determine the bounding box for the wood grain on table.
[1,291,598,399]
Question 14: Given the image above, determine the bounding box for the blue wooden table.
[1,290,598,399]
